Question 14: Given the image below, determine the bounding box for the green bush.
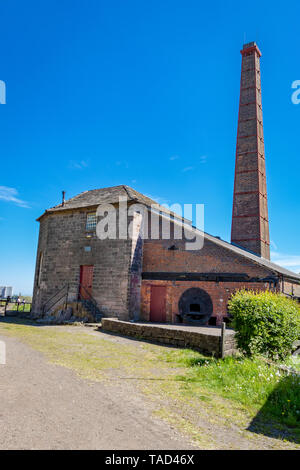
[228,290,300,360]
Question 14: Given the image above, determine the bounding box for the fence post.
[221,322,226,359]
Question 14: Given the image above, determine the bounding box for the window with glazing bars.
[86,212,97,231]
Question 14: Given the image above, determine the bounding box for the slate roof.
[203,232,300,282]
[37,185,300,283]
[39,185,166,215]
[37,185,187,223]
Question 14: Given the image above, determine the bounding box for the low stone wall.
[222,333,237,357]
[101,318,237,357]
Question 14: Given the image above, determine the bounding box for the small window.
[86,212,97,231]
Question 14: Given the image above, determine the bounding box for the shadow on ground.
[0,316,50,327]
[247,374,300,444]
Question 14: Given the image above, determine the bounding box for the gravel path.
[0,334,196,450]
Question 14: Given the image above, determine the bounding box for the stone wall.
[39,301,95,324]
[32,207,134,319]
[101,318,237,358]
[128,209,145,321]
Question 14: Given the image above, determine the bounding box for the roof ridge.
[49,190,90,210]
[202,231,300,281]
[49,185,131,210]
[122,185,159,205]
[122,185,136,201]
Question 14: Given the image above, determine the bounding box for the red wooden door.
[150,286,166,322]
[79,265,94,299]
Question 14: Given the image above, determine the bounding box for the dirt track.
[0,323,298,450]
[0,334,195,450]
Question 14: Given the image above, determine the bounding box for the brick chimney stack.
[231,42,270,259]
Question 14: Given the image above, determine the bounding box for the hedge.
[228,290,300,360]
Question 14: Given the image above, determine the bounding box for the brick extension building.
[31,43,300,325]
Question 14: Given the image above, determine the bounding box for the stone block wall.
[128,209,145,321]
[32,207,134,319]
[101,318,237,357]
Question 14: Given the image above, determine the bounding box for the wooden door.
[79,265,94,299]
[150,286,166,322]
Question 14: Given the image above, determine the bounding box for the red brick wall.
[143,237,271,277]
[141,279,270,325]
[231,42,270,259]
[141,227,280,324]
[280,279,300,298]
[140,215,299,324]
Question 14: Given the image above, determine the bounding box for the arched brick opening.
[178,288,213,325]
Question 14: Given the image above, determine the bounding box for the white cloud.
[271,251,300,274]
[0,186,30,208]
[169,155,180,161]
[181,155,207,172]
[182,166,195,172]
[68,160,89,170]
[270,239,278,250]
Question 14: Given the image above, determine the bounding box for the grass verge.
[0,319,299,447]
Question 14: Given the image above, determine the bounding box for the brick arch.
[178,288,213,325]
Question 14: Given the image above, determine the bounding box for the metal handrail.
[42,283,101,320]
[78,284,101,320]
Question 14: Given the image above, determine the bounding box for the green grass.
[283,355,300,372]
[0,302,31,313]
[166,350,300,429]
[0,319,299,447]
[0,320,172,381]
[10,303,31,312]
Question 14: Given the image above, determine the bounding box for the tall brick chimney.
[231,42,270,260]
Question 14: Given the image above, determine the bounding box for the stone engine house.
[31,42,300,324]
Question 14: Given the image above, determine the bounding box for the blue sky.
[0,0,299,295]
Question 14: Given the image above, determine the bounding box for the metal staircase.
[42,283,103,322]
[42,284,69,317]
[78,284,103,322]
